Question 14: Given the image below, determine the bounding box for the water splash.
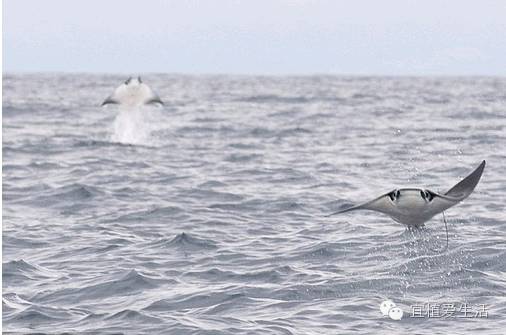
[110,107,154,145]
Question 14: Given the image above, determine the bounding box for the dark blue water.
[3,74,506,334]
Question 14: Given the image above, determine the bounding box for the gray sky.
[3,0,506,75]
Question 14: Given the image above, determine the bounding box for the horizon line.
[3,70,506,78]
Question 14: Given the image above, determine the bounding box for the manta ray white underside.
[328,160,486,227]
[102,77,163,107]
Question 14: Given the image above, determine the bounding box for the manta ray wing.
[101,83,129,106]
[326,190,395,217]
[444,160,486,200]
[139,83,164,105]
[101,96,120,105]
[418,160,486,217]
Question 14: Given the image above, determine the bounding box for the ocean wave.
[149,232,218,251]
[3,259,57,283]
[32,269,162,305]
[115,206,185,222]
[182,267,286,283]
[144,292,245,312]
[21,183,103,208]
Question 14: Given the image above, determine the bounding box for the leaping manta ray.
[102,76,164,107]
[327,161,486,245]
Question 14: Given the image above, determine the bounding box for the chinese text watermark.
[410,302,488,318]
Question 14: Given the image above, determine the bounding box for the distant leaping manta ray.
[102,76,164,106]
[327,160,486,229]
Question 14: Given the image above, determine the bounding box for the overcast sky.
[3,0,506,75]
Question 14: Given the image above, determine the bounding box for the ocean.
[2,74,506,334]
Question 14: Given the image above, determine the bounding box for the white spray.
[110,107,156,145]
